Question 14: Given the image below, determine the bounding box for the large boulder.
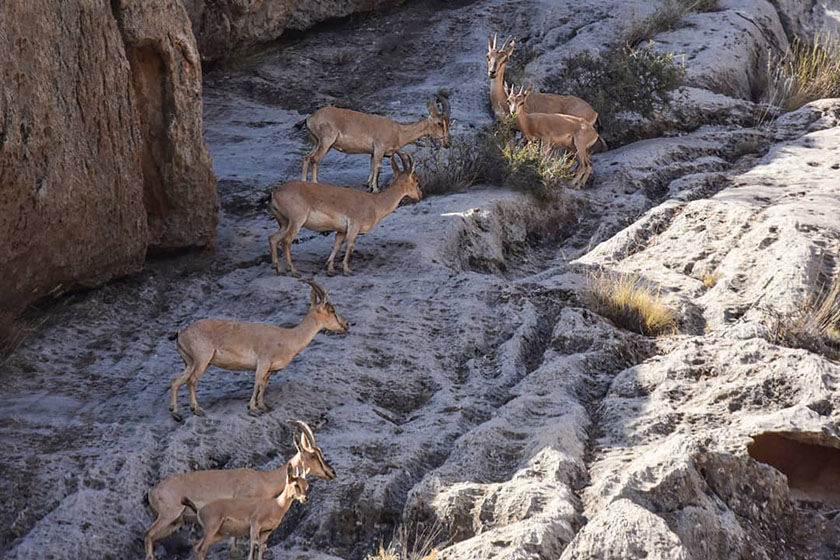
[181,0,408,63]
[0,0,217,332]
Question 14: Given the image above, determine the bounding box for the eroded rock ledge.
[0,0,218,328]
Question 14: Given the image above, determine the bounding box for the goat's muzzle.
[488,70,497,79]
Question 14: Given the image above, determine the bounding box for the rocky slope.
[181,0,408,63]
[1,1,839,559]
[0,0,218,333]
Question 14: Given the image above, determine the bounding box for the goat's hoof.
[171,411,183,422]
[247,408,262,418]
[326,268,336,277]
[274,268,283,276]
[343,270,353,276]
[192,407,206,417]
[261,403,273,412]
[290,270,301,278]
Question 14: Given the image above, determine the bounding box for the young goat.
[168,280,348,420]
[487,34,597,124]
[145,421,333,560]
[506,83,601,188]
[269,152,421,277]
[297,96,449,191]
[183,463,309,560]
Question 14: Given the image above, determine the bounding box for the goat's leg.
[247,524,260,560]
[280,218,306,277]
[326,232,346,276]
[268,229,285,275]
[256,369,273,410]
[310,133,336,184]
[257,533,268,560]
[186,355,213,416]
[342,225,362,276]
[169,353,195,421]
[247,362,271,415]
[366,149,385,192]
[144,506,185,560]
[195,525,226,560]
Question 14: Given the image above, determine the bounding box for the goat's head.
[505,82,532,117]
[289,419,337,480]
[487,34,515,79]
[390,151,421,201]
[302,280,349,334]
[426,94,451,148]
[285,463,310,504]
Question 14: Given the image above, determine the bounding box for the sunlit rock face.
[0,0,217,330]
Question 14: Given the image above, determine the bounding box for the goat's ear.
[286,462,295,482]
[427,100,439,118]
[506,39,516,55]
[488,34,493,51]
[503,82,510,96]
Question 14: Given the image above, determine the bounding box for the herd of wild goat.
[145,35,603,560]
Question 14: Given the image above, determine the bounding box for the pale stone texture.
[2,1,840,559]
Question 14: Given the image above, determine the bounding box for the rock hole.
[748,431,840,506]
[126,45,172,242]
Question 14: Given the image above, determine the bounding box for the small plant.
[703,272,721,288]
[546,44,685,144]
[624,0,719,48]
[365,523,442,560]
[499,139,575,199]
[586,269,677,336]
[414,134,486,196]
[767,270,840,360]
[414,118,574,198]
[764,33,840,111]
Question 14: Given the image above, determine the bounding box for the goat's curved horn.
[492,33,498,49]
[488,34,494,51]
[390,153,400,175]
[501,36,511,51]
[406,152,415,174]
[435,94,451,118]
[300,279,326,303]
[396,151,410,173]
[288,419,318,449]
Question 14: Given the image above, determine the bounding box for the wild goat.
[487,34,597,124]
[168,280,348,420]
[297,95,449,191]
[144,421,334,560]
[182,463,309,560]
[269,152,421,277]
[507,83,601,187]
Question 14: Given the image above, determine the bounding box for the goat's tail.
[167,331,179,341]
[181,497,199,514]
[293,118,307,131]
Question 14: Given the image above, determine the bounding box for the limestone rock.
[0,0,217,328]
[181,0,409,63]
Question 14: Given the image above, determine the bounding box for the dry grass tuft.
[365,523,442,560]
[624,0,719,48]
[586,270,677,336]
[703,272,721,288]
[768,270,840,360]
[765,33,840,111]
[415,118,575,199]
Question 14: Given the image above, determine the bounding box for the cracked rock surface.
[2,1,839,559]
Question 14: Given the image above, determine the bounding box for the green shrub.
[545,44,685,144]
[415,118,574,199]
